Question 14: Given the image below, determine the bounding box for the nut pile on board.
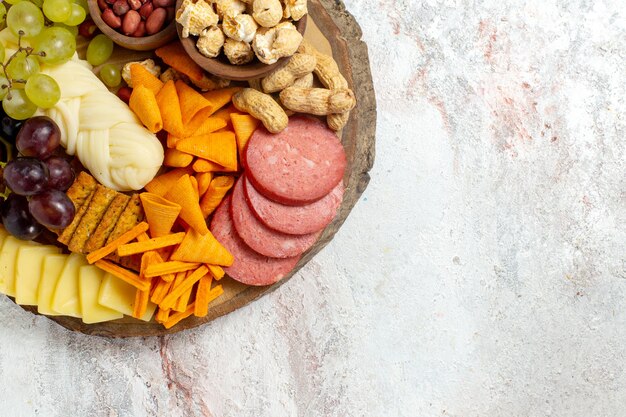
[176,0,307,64]
[98,0,176,36]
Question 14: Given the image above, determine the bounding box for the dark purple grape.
[0,107,23,143]
[3,158,49,196]
[28,189,75,229]
[15,116,61,159]
[45,156,75,191]
[1,194,42,240]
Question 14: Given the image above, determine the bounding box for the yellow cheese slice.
[52,252,88,318]
[15,245,61,305]
[98,273,156,321]
[37,254,69,316]
[0,237,36,297]
[78,265,123,324]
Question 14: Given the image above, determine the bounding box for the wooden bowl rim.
[87,0,177,51]
[174,0,308,81]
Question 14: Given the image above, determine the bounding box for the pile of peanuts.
[97,0,176,37]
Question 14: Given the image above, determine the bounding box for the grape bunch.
[0,0,86,120]
[1,116,75,240]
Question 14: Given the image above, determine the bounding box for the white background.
[1,1,625,416]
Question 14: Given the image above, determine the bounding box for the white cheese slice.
[0,237,36,297]
[78,265,123,324]
[15,245,61,305]
[52,252,88,318]
[98,273,156,321]
[37,254,69,316]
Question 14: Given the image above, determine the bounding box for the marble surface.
[1,1,625,416]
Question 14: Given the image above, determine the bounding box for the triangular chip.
[130,64,164,96]
[199,176,235,217]
[164,174,208,235]
[230,113,260,160]
[139,193,181,237]
[144,167,194,196]
[202,87,242,114]
[170,228,233,266]
[129,85,163,133]
[184,116,227,138]
[175,131,237,171]
[156,80,184,136]
[175,80,212,125]
[155,42,205,82]
[192,158,228,173]
[196,172,213,197]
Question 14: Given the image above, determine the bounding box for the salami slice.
[231,177,319,258]
[210,196,300,286]
[243,116,347,205]
[244,175,344,235]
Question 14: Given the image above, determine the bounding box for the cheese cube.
[15,245,61,305]
[0,237,36,297]
[98,273,157,321]
[52,252,88,318]
[37,254,68,316]
[78,265,123,324]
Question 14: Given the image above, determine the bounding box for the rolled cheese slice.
[38,60,164,191]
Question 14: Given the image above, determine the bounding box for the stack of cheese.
[0,227,156,324]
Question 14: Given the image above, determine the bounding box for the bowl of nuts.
[174,0,308,81]
[88,0,178,51]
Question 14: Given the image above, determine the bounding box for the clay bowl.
[87,0,177,51]
[175,0,307,81]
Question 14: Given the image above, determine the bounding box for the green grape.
[54,22,79,38]
[25,73,60,109]
[43,0,72,23]
[6,52,40,81]
[86,34,113,66]
[3,88,37,120]
[99,64,121,88]
[0,3,7,26]
[0,44,5,64]
[0,76,9,101]
[6,1,45,38]
[35,26,76,65]
[63,4,85,26]
[28,0,44,8]
[5,0,25,5]
[72,0,88,11]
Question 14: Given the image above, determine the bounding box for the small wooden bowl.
[87,0,177,51]
[175,0,307,81]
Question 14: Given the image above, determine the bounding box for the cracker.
[84,193,131,253]
[68,185,117,253]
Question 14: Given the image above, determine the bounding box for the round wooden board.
[20,0,376,337]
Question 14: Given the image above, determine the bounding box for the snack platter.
[0,0,375,337]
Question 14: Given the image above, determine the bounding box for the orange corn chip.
[144,261,201,277]
[129,85,163,133]
[164,174,209,235]
[155,42,204,82]
[175,131,237,171]
[140,193,181,238]
[151,277,174,305]
[156,80,184,137]
[163,303,195,329]
[196,172,213,197]
[199,176,235,218]
[194,285,223,317]
[175,80,213,125]
[193,274,213,317]
[160,266,208,310]
[192,159,228,173]
[95,260,150,291]
[211,105,239,129]
[144,167,194,197]
[170,228,234,266]
[155,307,171,323]
[189,176,199,200]
[86,222,150,264]
[117,232,186,257]
[230,113,260,159]
[167,133,181,148]
[133,287,151,319]
[173,283,193,312]
[164,148,193,167]
[130,63,164,96]
[207,264,225,280]
[202,87,242,114]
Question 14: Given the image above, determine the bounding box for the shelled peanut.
[98,0,175,36]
